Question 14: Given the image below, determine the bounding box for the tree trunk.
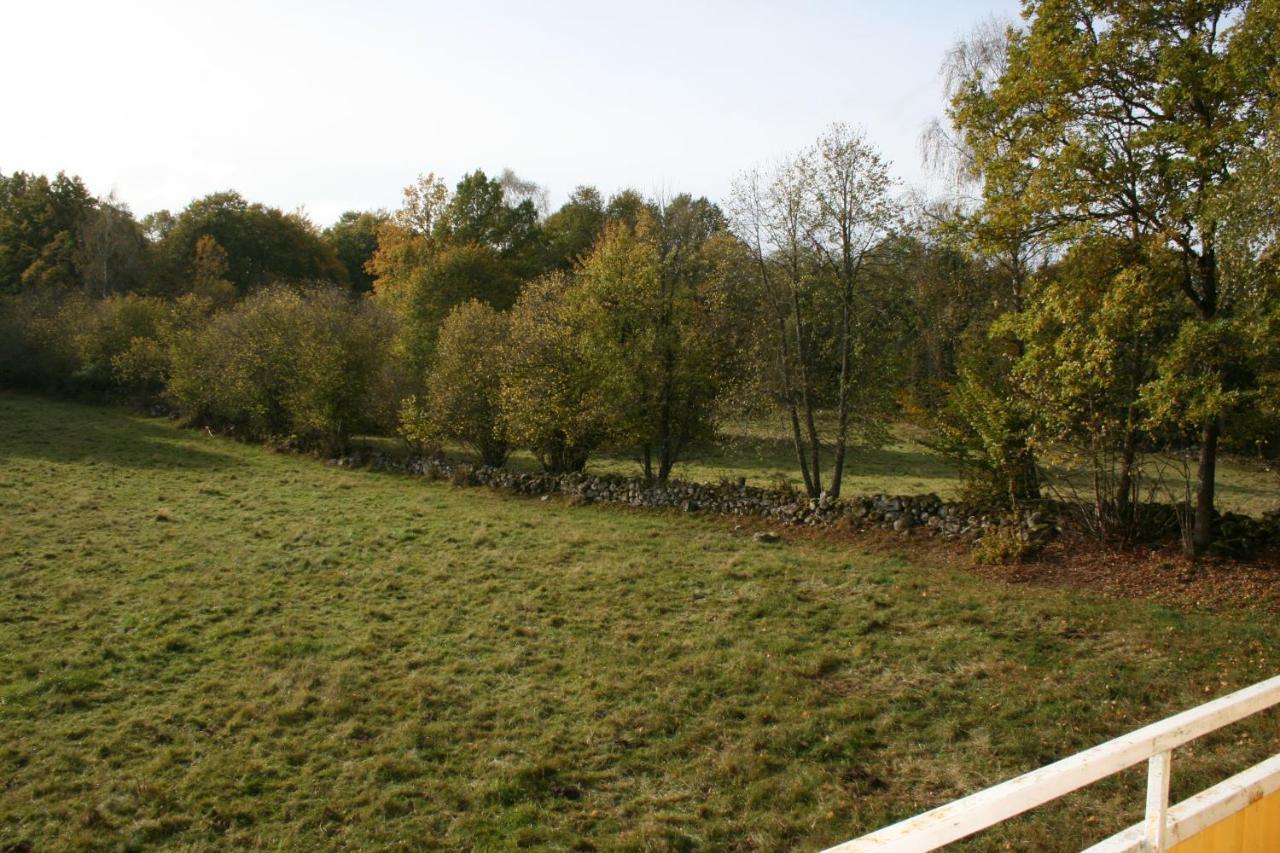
[1191,242,1220,556]
[1015,446,1040,503]
[1004,251,1040,505]
[1191,416,1219,556]
[1115,419,1138,524]
[789,284,822,497]
[1004,426,1040,505]
[658,450,676,482]
[776,315,814,496]
[830,282,853,500]
[481,440,509,469]
[655,345,676,482]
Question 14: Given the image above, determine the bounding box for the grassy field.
[3,393,1280,850]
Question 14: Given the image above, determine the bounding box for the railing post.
[1144,750,1172,852]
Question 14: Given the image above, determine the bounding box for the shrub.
[970,526,1039,565]
[0,291,63,389]
[75,294,172,398]
[375,239,520,375]
[405,299,510,467]
[168,285,395,453]
[0,291,176,402]
[397,395,440,455]
[931,334,1041,508]
[500,273,611,473]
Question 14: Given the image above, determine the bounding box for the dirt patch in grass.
[973,539,1280,613]
[717,511,1280,615]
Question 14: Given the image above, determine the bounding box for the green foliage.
[0,290,67,389]
[323,210,388,293]
[153,191,347,294]
[995,239,1189,532]
[168,285,394,453]
[500,273,610,473]
[932,335,1040,508]
[187,234,237,307]
[604,189,648,229]
[575,207,741,480]
[948,0,1278,551]
[408,300,511,467]
[436,170,542,264]
[0,171,95,293]
[67,294,173,398]
[370,171,547,372]
[541,185,605,270]
[0,290,192,401]
[1140,304,1279,456]
[396,242,520,374]
[887,221,1003,411]
[1002,242,1180,442]
[396,394,439,454]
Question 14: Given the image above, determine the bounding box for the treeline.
[1,0,1277,556]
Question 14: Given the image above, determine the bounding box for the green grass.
[2,392,1280,850]
[531,419,965,500]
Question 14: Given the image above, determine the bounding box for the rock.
[893,516,912,533]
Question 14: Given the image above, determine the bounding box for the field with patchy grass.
[2,392,1280,850]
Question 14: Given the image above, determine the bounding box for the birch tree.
[732,124,901,499]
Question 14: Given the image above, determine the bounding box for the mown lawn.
[2,393,1279,850]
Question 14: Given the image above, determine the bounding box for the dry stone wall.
[328,451,1057,546]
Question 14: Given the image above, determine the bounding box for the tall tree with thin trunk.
[731,125,901,499]
[731,161,823,496]
[801,124,901,498]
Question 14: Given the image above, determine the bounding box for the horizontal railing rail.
[824,673,1280,852]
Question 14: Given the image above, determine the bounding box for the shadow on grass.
[0,393,236,471]
[1207,479,1280,517]
[670,429,961,486]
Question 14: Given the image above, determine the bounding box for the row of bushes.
[1,272,733,472]
[1,286,399,454]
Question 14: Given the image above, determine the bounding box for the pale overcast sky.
[2,0,1022,226]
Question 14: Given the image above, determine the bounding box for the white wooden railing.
[825,674,1280,852]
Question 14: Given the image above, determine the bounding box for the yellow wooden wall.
[1170,789,1280,852]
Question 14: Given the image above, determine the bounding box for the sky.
[2,0,1022,227]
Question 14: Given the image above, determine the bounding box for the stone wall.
[328,450,1056,547]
